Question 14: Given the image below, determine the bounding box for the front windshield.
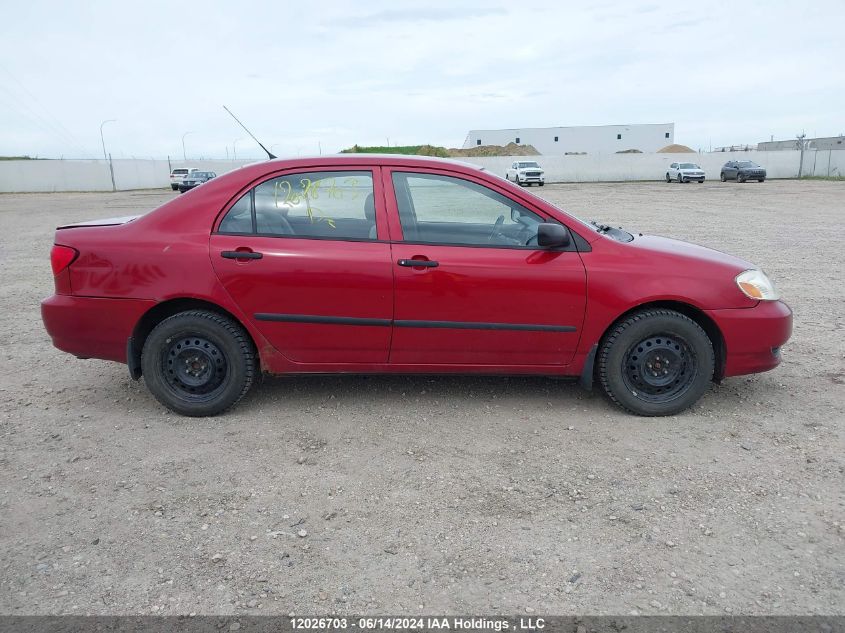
[518,162,539,168]
[679,163,700,169]
[737,161,758,167]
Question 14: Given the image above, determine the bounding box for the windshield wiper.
[590,220,613,233]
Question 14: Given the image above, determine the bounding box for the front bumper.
[680,174,705,181]
[41,294,155,363]
[706,300,792,377]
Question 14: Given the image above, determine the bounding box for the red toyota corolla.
[41,155,792,417]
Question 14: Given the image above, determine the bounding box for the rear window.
[172,169,189,175]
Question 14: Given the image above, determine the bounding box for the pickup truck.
[505,161,545,186]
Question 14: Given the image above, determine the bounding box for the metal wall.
[1,150,842,192]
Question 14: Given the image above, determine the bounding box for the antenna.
[222,105,276,159]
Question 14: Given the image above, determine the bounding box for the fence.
[0,150,842,193]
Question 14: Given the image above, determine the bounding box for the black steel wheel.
[142,310,256,416]
[598,309,715,416]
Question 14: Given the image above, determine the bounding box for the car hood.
[630,235,755,273]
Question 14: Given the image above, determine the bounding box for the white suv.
[666,162,705,183]
[169,167,200,191]
[506,161,545,186]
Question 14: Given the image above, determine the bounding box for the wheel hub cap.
[163,337,227,396]
[622,334,696,403]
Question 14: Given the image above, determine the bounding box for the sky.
[1,0,843,160]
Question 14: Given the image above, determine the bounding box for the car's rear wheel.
[597,309,715,416]
[141,310,256,416]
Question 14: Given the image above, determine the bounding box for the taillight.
[50,244,78,275]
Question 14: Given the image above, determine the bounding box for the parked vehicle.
[506,161,545,186]
[721,160,766,182]
[666,162,705,183]
[169,167,200,190]
[42,155,791,418]
[178,171,217,193]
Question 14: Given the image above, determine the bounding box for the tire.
[677,174,683,183]
[666,173,671,183]
[737,174,745,183]
[697,179,704,183]
[171,185,178,191]
[141,310,256,417]
[597,309,715,416]
[539,182,544,186]
[758,178,765,183]
[720,173,726,182]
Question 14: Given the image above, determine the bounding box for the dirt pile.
[447,142,540,158]
[657,143,695,153]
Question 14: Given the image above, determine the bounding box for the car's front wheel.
[141,310,256,416]
[720,173,727,182]
[597,309,715,416]
[737,173,746,183]
[677,174,683,183]
[666,173,671,183]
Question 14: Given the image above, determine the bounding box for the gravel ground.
[0,180,843,616]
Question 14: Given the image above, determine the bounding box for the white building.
[462,123,675,155]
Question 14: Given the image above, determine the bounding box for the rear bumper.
[41,294,155,363]
[706,300,793,377]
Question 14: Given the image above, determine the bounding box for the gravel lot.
[1,180,843,616]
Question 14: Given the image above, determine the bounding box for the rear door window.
[218,171,377,240]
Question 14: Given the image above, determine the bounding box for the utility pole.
[100,119,116,161]
[796,133,806,178]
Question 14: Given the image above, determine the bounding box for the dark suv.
[721,160,766,183]
[178,171,217,193]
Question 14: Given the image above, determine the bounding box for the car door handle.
[398,259,438,268]
[221,250,263,260]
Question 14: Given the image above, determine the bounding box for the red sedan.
[41,156,792,417]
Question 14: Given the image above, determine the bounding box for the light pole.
[181,131,195,161]
[233,138,245,160]
[100,119,116,161]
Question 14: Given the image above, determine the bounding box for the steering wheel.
[488,215,505,243]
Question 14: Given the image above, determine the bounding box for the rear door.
[210,167,394,364]
[385,168,587,367]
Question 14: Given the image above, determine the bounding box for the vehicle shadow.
[247,373,598,409]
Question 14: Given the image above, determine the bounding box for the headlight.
[736,269,780,301]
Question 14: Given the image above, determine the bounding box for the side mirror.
[537,223,571,248]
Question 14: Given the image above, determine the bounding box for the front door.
[385,169,587,367]
[210,168,393,364]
